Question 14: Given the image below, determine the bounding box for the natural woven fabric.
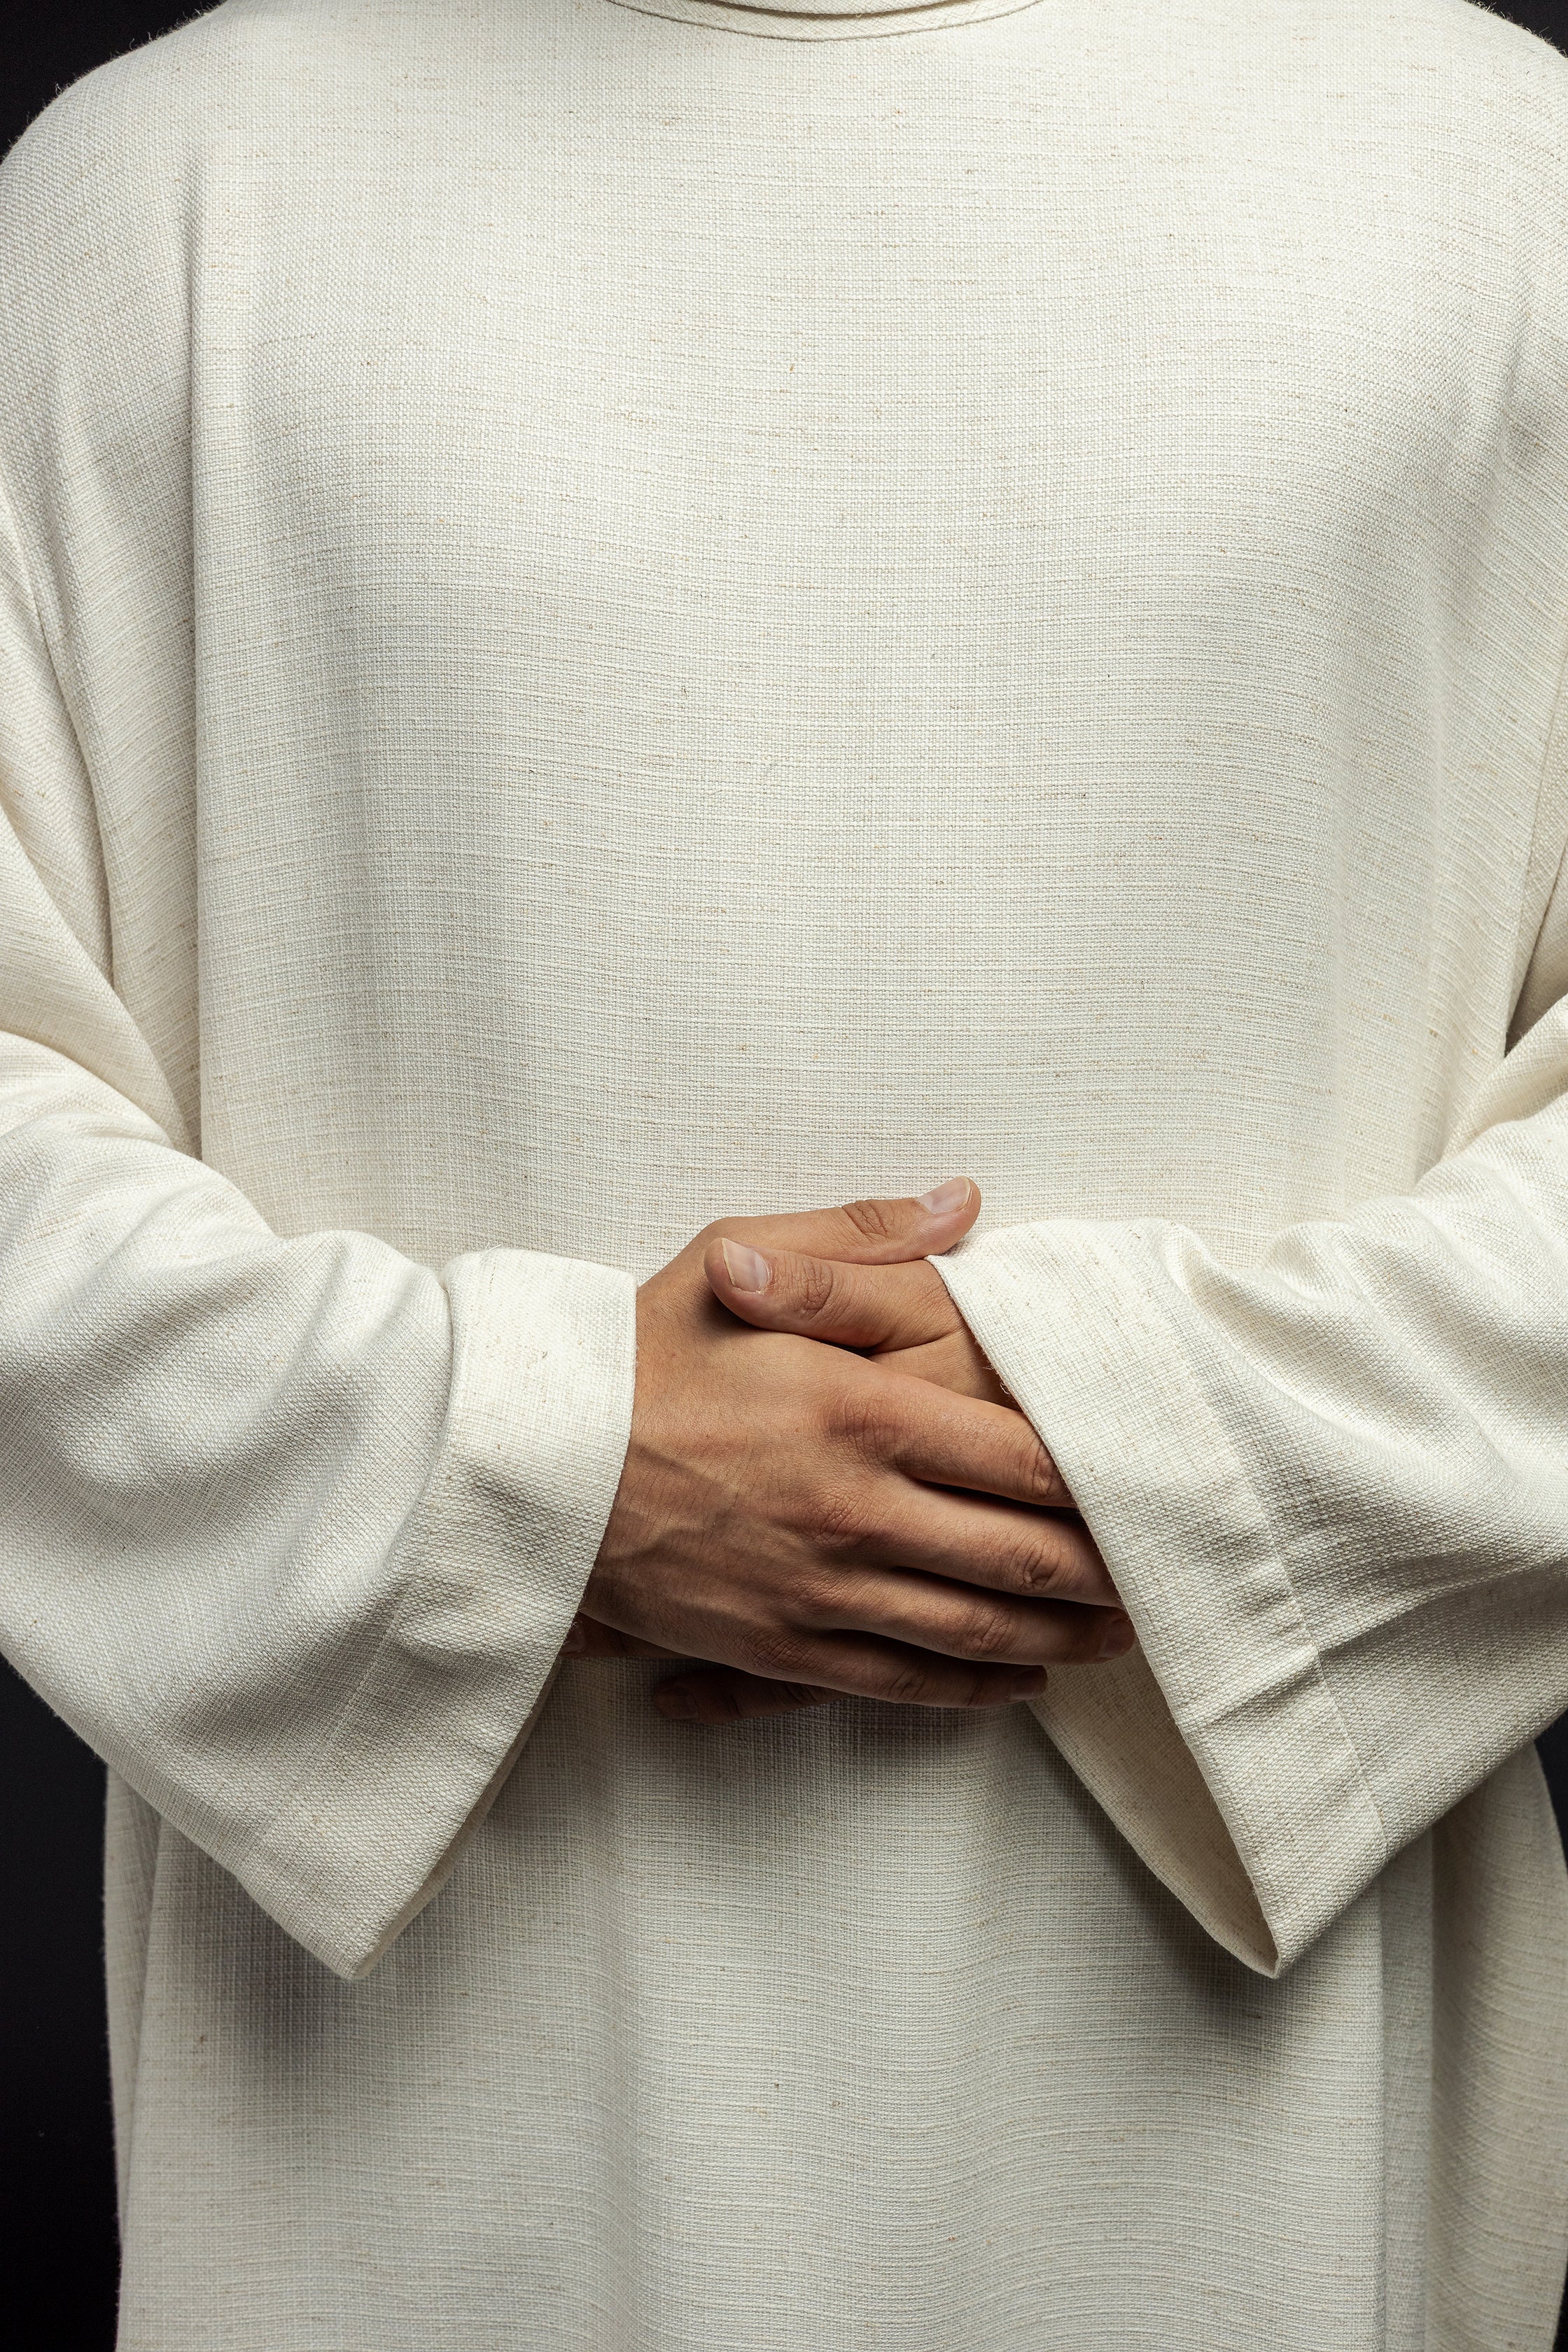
[3,0,1568,2342]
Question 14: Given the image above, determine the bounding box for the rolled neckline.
[595,0,1046,41]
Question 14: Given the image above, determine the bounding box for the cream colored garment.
[4,0,1568,2344]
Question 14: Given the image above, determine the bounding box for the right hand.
[578,1189,1134,1721]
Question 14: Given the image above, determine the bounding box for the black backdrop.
[5,2,1568,2344]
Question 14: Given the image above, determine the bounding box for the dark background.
[6,0,1568,2343]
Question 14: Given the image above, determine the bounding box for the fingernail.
[720,1239,772,1293]
[654,1681,699,1720]
[561,1623,587,1656]
[918,1178,972,1217]
[1098,1616,1137,1660]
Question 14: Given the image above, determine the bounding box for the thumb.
[705,1243,955,1350]
[715,1176,981,1266]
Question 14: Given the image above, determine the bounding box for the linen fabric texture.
[3,0,1568,2344]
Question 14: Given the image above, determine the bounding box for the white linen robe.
[4,0,1568,2343]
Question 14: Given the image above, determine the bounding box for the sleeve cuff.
[937,1221,1390,1976]
[234,1247,637,1978]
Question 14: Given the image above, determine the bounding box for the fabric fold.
[940,1230,1387,1975]
[939,1110,1568,1977]
[241,1247,636,1978]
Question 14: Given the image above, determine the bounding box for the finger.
[805,1565,1136,1663]
[655,1634,1052,1716]
[706,1244,953,1350]
[840,1368,1079,1511]
[862,1483,1118,1606]
[652,1671,843,1723]
[876,1330,1014,1406]
[561,1618,686,1661]
[710,1177,981,1267]
[656,1590,1140,1720]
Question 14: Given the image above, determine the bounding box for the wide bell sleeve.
[0,477,636,1982]
[938,846,1568,1979]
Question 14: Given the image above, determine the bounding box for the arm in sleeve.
[0,484,636,1983]
[937,860,1568,1978]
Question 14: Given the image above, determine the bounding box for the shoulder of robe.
[1336,0,1568,172]
[1231,0,1568,240]
[0,5,306,552]
[0,1,312,249]
[1364,0,1568,167]
[0,0,370,629]
[1329,0,1568,81]
[1394,0,1568,354]
[0,3,364,458]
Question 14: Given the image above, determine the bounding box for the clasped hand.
[571,1180,1134,1723]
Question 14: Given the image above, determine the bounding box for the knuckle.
[961,1668,1025,1708]
[1000,1525,1098,1600]
[1018,1441,1065,1506]
[878,1660,937,1706]
[794,1256,839,1318]
[788,1570,843,1627]
[990,1533,1060,1596]
[774,1681,833,1712]
[811,1483,869,1551]
[745,1628,816,1682]
[827,1382,892,1460]
[840,1196,900,1245]
[700,1214,755,1245]
[958,1600,1024,1659]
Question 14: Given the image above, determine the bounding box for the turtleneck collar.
[597,0,1044,38]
